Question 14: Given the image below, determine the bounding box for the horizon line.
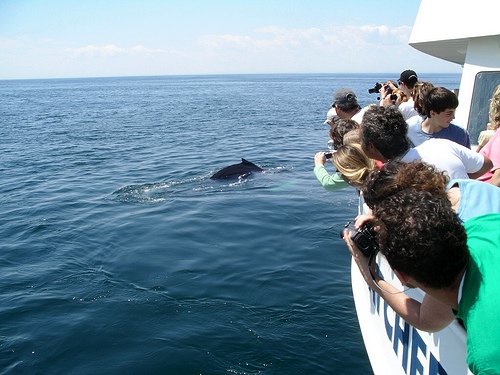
[0,71,462,82]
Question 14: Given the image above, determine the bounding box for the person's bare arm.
[343,231,455,332]
[468,156,493,179]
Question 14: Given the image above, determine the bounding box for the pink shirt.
[479,128,500,182]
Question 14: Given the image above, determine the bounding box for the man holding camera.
[376,70,418,118]
[396,69,419,120]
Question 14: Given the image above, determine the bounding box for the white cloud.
[198,26,325,49]
[359,24,412,43]
[130,45,166,54]
[66,44,124,57]
[198,24,412,51]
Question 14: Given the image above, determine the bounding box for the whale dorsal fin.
[240,158,263,171]
[242,158,260,167]
[241,158,253,165]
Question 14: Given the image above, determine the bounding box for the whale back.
[210,158,263,180]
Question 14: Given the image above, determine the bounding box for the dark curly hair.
[362,161,449,209]
[360,105,410,160]
[373,189,468,289]
[329,119,359,148]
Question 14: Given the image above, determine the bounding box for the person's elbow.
[415,319,454,333]
[488,168,500,187]
[468,156,493,179]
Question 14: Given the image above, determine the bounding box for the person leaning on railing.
[313,140,375,191]
[362,160,500,222]
[342,187,500,374]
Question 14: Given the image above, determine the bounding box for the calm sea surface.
[0,73,460,374]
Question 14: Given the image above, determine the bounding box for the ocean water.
[0,73,460,375]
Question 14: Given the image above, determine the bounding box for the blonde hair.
[342,129,361,145]
[332,143,376,187]
[489,84,500,129]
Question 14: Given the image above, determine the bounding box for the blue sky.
[0,0,461,79]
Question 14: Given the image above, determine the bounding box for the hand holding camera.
[368,80,399,102]
[340,221,379,257]
[368,82,383,94]
[314,151,334,167]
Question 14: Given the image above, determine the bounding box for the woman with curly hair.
[477,84,500,186]
[476,122,497,152]
[362,160,500,222]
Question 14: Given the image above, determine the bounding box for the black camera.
[368,82,383,94]
[389,93,398,101]
[340,221,379,257]
[324,152,333,159]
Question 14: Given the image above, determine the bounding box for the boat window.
[468,71,500,144]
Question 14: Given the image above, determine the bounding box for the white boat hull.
[351,256,472,375]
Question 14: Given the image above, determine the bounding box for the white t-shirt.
[398,98,418,120]
[351,106,370,125]
[406,114,423,127]
[402,138,485,180]
[406,114,424,146]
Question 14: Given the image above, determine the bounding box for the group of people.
[315,70,500,374]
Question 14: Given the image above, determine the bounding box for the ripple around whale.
[111,181,178,203]
[110,165,292,203]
